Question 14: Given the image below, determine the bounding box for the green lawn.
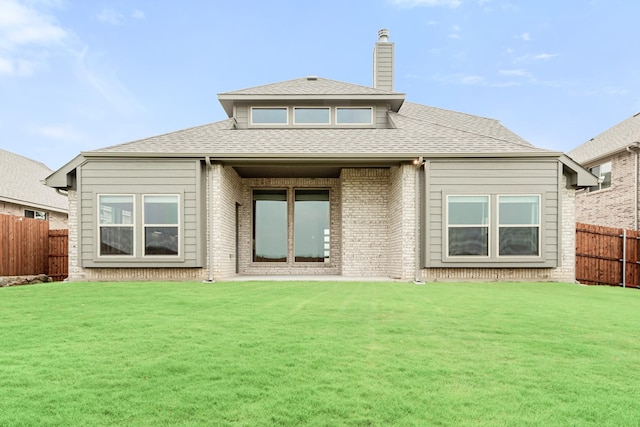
[1,281,639,426]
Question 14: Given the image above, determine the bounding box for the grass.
[1,281,639,426]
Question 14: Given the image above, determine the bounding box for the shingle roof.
[91,105,550,158]
[568,112,640,164]
[0,149,68,212]
[220,77,403,96]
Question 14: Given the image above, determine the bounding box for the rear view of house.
[46,30,595,282]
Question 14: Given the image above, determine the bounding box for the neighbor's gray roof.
[0,149,68,212]
[91,101,548,157]
[568,112,640,164]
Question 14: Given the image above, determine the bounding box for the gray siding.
[79,159,203,268]
[425,159,560,268]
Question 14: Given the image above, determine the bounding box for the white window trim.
[335,107,374,125]
[250,107,289,126]
[588,161,612,192]
[293,107,331,125]
[142,194,181,258]
[445,194,491,259]
[496,194,541,258]
[97,194,135,257]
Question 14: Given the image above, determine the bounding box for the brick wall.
[341,168,389,277]
[0,201,67,229]
[389,164,418,280]
[211,164,243,279]
[575,150,638,230]
[236,177,342,276]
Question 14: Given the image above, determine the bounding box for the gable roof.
[218,77,406,116]
[0,149,68,213]
[568,112,640,164]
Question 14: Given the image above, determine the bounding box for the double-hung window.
[447,195,489,256]
[498,195,540,257]
[446,194,541,259]
[143,195,179,256]
[98,195,134,256]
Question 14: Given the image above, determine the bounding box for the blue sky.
[1,0,639,171]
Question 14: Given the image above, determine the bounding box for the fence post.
[622,229,627,288]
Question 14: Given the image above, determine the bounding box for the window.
[447,196,489,256]
[294,107,330,125]
[251,107,288,125]
[336,107,373,124]
[498,195,540,257]
[25,210,46,220]
[143,195,179,256]
[294,190,330,262]
[588,162,611,192]
[98,195,134,256]
[253,190,287,262]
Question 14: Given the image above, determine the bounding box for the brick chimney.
[373,28,394,91]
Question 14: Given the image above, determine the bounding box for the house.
[568,112,640,230]
[0,148,68,229]
[46,29,595,282]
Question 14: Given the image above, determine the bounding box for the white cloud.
[516,32,532,41]
[97,7,124,25]
[0,0,67,76]
[516,52,560,63]
[449,24,462,39]
[33,124,85,142]
[132,9,145,20]
[499,69,531,78]
[389,0,462,8]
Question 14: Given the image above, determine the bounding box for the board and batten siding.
[79,159,204,268]
[425,159,560,268]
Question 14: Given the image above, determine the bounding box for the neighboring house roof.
[568,112,640,164]
[0,149,68,213]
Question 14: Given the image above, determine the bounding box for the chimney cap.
[378,28,390,42]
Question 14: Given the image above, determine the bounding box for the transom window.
[251,107,288,125]
[336,107,373,124]
[293,107,330,125]
[588,162,611,192]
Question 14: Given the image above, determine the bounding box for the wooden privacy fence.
[576,222,640,288]
[0,214,68,281]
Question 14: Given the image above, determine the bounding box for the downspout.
[414,157,426,284]
[204,156,215,283]
[626,142,640,230]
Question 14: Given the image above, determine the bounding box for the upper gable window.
[251,107,288,125]
[336,107,373,125]
[588,161,611,192]
[294,107,330,125]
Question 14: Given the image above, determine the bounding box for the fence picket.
[0,214,68,281]
[576,222,639,288]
